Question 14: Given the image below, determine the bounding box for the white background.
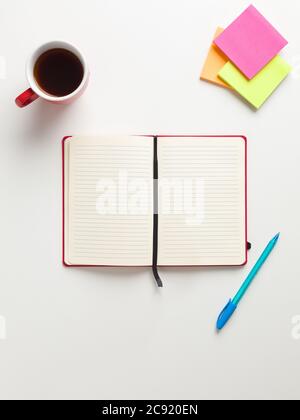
[0,0,300,400]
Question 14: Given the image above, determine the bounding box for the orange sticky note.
[200,27,231,89]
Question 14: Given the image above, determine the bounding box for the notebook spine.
[152,136,163,287]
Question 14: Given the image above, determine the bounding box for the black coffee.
[34,48,84,97]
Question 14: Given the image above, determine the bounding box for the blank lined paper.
[64,136,246,267]
[157,137,246,265]
[64,136,153,266]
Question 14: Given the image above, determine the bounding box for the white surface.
[0,0,300,400]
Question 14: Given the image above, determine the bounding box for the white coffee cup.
[15,40,89,107]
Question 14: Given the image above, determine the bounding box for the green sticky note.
[218,56,291,109]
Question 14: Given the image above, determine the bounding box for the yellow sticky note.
[200,27,232,89]
[218,55,291,109]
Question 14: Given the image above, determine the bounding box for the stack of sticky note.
[200,4,291,109]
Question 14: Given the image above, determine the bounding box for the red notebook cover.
[62,135,248,268]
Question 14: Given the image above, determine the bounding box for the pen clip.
[216,299,237,331]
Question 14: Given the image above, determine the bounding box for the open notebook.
[63,136,247,283]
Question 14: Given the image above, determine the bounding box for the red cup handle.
[15,88,39,107]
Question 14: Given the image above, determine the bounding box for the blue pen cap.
[216,299,237,330]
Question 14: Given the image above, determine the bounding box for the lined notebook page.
[65,136,153,266]
[157,137,246,266]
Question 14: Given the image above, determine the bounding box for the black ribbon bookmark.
[152,137,163,287]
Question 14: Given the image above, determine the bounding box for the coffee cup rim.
[26,40,89,102]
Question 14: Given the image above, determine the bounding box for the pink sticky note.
[214,4,288,79]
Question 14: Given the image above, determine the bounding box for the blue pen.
[216,233,280,331]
